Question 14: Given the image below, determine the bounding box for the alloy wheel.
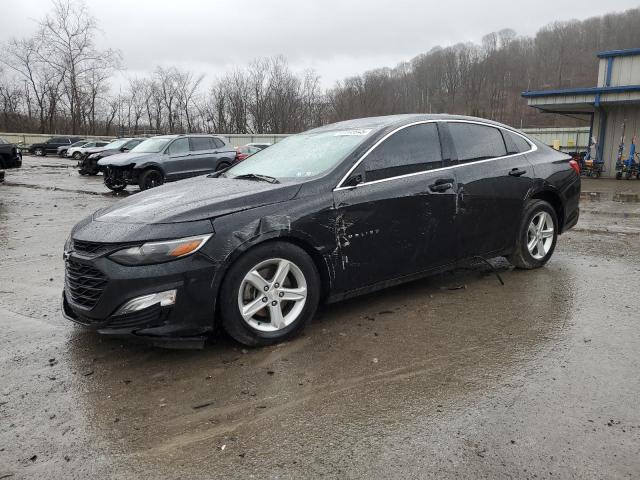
[237,258,308,332]
[527,211,554,260]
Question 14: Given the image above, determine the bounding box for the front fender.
[132,162,166,175]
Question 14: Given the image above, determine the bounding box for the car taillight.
[569,159,580,175]
[236,153,248,161]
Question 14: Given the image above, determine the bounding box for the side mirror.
[344,173,363,188]
[121,147,129,152]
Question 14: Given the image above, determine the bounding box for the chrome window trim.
[333,119,537,191]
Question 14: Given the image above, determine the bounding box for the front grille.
[73,240,128,257]
[65,260,108,309]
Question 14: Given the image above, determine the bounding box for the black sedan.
[62,114,580,347]
[0,137,22,169]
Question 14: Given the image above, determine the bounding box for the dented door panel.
[331,172,458,291]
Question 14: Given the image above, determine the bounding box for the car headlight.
[109,234,212,266]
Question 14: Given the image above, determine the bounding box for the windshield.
[130,137,172,153]
[226,129,372,180]
[104,139,129,150]
[72,141,88,147]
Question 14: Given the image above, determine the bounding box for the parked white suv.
[66,140,110,159]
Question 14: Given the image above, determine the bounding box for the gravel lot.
[1,156,639,479]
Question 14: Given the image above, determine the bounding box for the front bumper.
[3,152,22,169]
[62,251,219,344]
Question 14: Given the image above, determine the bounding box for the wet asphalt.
[1,157,639,479]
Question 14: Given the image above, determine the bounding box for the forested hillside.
[1,3,639,135]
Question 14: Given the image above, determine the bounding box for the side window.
[49,137,62,143]
[126,140,142,149]
[502,130,532,154]
[190,137,214,152]
[362,123,442,182]
[448,123,507,163]
[167,138,189,155]
[212,138,225,149]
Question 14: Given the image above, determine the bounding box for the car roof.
[305,114,519,134]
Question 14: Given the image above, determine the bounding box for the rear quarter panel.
[525,140,581,232]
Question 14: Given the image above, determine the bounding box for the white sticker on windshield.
[333,129,372,136]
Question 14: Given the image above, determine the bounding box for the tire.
[73,151,82,160]
[215,161,231,172]
[138,168,164,191]
[104,172,126,192]
[616,171,623,180]
[34,148,44,157]
[508,199,558,270]
[219,242,321,347]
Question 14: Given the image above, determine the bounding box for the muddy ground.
[1,157,639,479]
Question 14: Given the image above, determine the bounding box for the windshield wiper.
[233,173,280,184]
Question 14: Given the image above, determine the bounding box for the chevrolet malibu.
[62,114,580,347]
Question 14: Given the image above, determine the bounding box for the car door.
[163,137,192,180]
[332,122,459,290]
[188,136,218,175]
[48,137,65,153]
[444,121,534,259]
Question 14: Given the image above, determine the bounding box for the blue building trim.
[596,109,607,164]
[605,57,614,86]
[522,85,640,98]
[597,48,640,59]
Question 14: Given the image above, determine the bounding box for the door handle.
[509,168,527,177]
[429,178,454,192]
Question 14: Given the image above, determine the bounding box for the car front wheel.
[34,148,44,156]
[138,168,164,190]
[219,242,320,346]
[508,199,558,269]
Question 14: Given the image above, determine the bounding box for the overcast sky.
[2,0,639,88]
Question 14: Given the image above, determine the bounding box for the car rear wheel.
[73,152,82,160]
[508,199,558,269]
[215,161,231,171]
[34,148,44,157]
[219,242,320,346]
[138,169,164,190]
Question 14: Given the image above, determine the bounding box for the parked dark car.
[78,138,144,175]
[62,114,580,348]
[57,140,88,158]
[98,134,236,191]
[28,136,84,156]
[0,138,22,169]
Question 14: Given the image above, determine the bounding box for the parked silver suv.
[98,134,236,191]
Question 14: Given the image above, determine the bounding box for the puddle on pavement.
[580,191,640,203]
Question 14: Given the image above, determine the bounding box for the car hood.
[93,175,302,224]
[97,152,158,166]
[86,147,118,156]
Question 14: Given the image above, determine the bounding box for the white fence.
[0,128,589,150]
[0,132,289,148]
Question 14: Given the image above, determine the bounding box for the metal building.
[522,48,640,177]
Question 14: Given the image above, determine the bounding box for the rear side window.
[362,123,442,182]
[212,137,225,149]
[190,137,215,151]
[502,130,532,154]
[167,138,189,155]
[448,123,507,163]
